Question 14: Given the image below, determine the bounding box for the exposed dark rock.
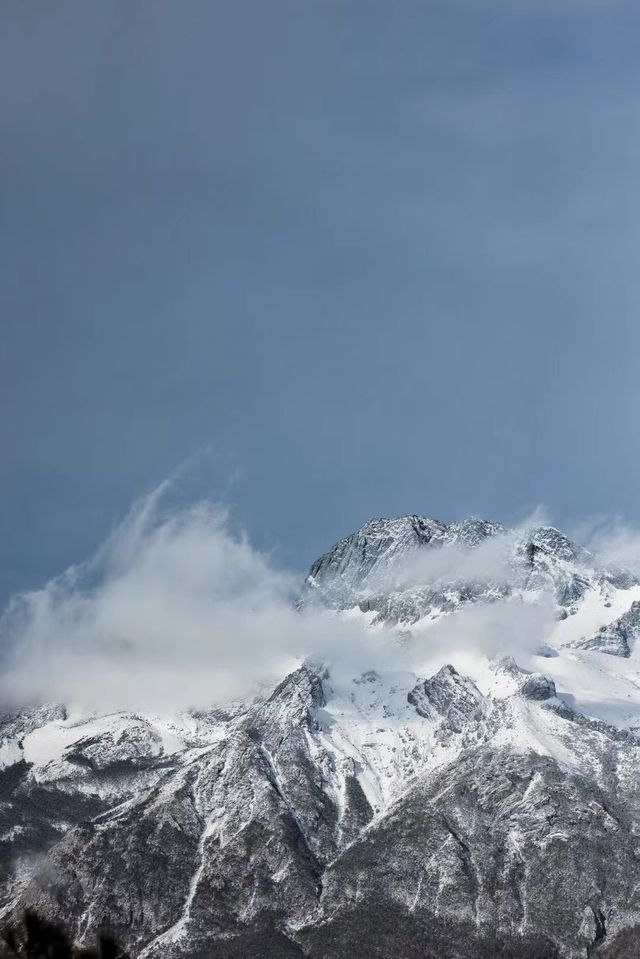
[573,601,640,657]
[520,674,556,700]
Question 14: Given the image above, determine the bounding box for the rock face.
[303,515,632,625]
[520,673,557,700]
[408,664,487,731]
[4,515,640,958]
[572,601,640,657]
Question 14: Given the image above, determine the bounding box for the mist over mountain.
[4,502,640,956]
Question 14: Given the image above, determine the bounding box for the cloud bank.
[2,489,635,714]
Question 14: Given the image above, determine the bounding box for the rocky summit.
[4,515,640,957]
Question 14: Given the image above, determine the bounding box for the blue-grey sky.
[2,0,640,601]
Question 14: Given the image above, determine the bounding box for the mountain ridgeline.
[3,515,640,957]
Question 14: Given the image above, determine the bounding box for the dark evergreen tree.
[0,911,129,959]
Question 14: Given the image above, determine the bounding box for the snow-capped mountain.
[4,515,640,957]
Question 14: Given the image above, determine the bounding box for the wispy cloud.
[574,516,640,575]
[0,487,626,714]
